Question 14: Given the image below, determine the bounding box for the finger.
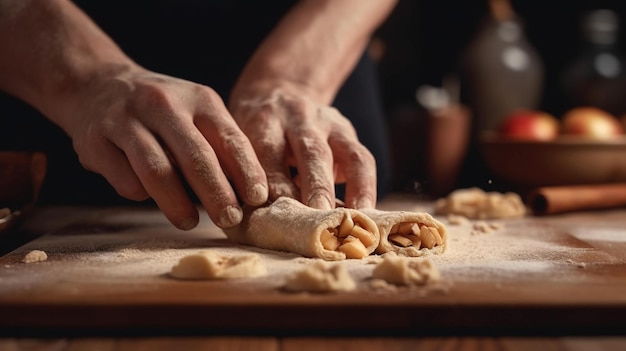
[236,106,299,202]
[287,127,335,210]
[195,109,269,207]
[133,85,245,228]
[156,116,244,228]
[77,137,149,202]
[112,123,200,230]
[328,133,377,209]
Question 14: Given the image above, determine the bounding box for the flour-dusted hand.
[64,69,268,229]
[0,0,268,229]
[231,88,376,210]
[0,0,397,225]
[228,0,397,210]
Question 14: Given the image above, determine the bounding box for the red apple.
[499,109,559,141]
[561,107,624,139]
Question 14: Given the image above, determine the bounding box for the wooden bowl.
[0,151,47,235]
[479,133,626,188]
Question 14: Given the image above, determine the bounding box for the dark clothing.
[0,1,391,205]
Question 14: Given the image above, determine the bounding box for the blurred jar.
[460,0,544,133]
[560,9,626,117]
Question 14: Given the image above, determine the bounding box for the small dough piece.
[372,256,440,286]
[223,197,380,261]
[434,187,526,219]
[283,261,356,292]
[471,221,504,235]
[170,251,266,280]
[361,208,447,257]
[22,250,47,263]
[446,214,470,225]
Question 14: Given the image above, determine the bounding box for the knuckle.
[194,84,221,102]
[136,84,171,107]
[253,135,279,153]
[182,149,215,179]
[331,114,357,134]
[347,146,376,168]
[298,136,328,158]
[219,128,249,153]
[140,157,172,180]
[244,104,275,126]
[281,96,309,118]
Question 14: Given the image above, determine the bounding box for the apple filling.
[320,213,377,259]
[387,222,443,250]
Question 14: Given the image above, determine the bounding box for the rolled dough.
[223,197,380,261]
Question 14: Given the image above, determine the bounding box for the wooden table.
[1,195,626,350]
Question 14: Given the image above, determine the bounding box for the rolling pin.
[528,183,626,215]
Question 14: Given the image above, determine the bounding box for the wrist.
[229,77,329,113]
[41,61,141,133]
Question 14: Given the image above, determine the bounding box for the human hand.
[230,86,377,210]
[59,67,268,229]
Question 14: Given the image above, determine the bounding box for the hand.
[61,67,268,229]
[230,86,377,210]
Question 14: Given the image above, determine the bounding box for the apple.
[561,107,624,139]
[498,109,559,141]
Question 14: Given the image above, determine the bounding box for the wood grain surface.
[1,196,625,337]
[2,336,626,351]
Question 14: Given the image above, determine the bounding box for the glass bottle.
[560,9,626,117]
[460,0,544,133]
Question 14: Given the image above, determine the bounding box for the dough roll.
[361,209,447,256]
[223,197,380,261]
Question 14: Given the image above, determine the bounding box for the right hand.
[230,85,377,211]
[59,66,269,230]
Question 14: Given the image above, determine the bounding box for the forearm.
[231,0,397,105]
[0,0,137,130]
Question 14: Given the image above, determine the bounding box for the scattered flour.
[428,216,620,282]
[0,204,622,296]
[568,228,626,243]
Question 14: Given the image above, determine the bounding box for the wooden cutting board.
[1,197,626,336]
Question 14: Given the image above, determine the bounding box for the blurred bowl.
[480,132,626,188]
[0,151,47,236]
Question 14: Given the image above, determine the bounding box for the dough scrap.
[372,256,440,286]
[446,214,470,225]
[434,187,526,219]
[223,197,380,261]
[471,221,504,235]
[361,208,447,257]
[283,261,356,292]
[170,251,266,280]
[22,250,47,263]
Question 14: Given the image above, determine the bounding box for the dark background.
[375,0,626,193]
[377,0,626,116]
[2,0,626,204]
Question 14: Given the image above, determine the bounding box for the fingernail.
[308,194,332,210]
[247,183,268,205]
[218,205,243,228]
[179,217,199,231]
